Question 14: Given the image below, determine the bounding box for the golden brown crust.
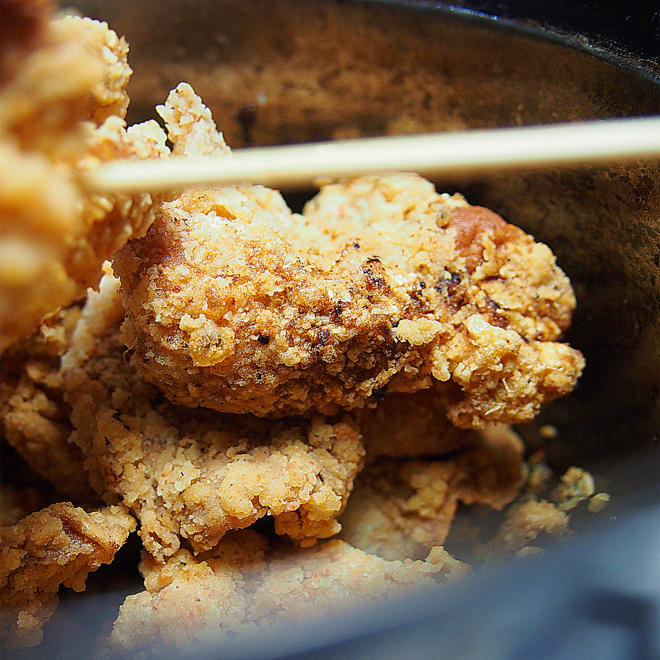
[0,306,99,502]
[57,16,132,126]
[447,205,525,275]
[62,272,365,561]
[0,502,136,649]
[115,190,422,418]
[117,161,583,426]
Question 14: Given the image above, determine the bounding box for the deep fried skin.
[115,186,426,418]
[0,306,98,502]
[0,10,165,352]
[108,530,469,652]
[340,424,525,560]
[116,111,584,426]
[0,502,136,649]
[62,272,365,562]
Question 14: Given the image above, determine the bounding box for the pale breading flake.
[0,502,136,649]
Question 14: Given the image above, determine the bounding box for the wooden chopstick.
[82,116,660,194]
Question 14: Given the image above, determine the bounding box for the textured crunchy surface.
[0,3,164,352]
[0,502,136,649]
[63,272,365,561]
[109,530,469,652]
[0,306,97,502]
[116,117,584,425]
[340,424,525,560]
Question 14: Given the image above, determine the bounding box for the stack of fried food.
[1,1,590,654]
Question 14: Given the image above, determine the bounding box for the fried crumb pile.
[0,1,596,655]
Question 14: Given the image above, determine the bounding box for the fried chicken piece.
[109,530,469,652]
[340,424,525,560]
[0,502,136,649]
[0,6,166,352]
[116,98,584,425]
[0,305,99,502]
[62,271,365,562]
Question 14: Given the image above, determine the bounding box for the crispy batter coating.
[0,306,98,502]
[62,272,365,561]
[340,424,525,560]
[58,15,132,126]
[0,7,165,352]
[156,81,232,158]
[0,502,136,649]
[116,100,584,425]
[109,530,469,652]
